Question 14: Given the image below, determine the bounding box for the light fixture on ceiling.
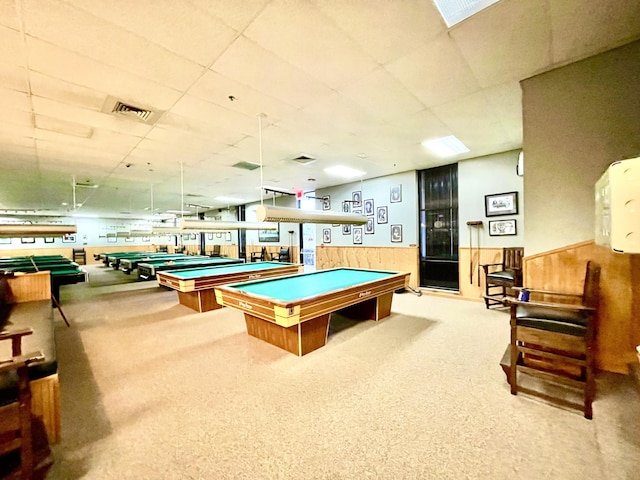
[179,219,277,231]
[432,0,499,27]
[0,223,77,237]
[421,135,470,157]
[256,205,367,225]
[324,165,366,178]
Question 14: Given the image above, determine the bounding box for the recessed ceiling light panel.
[421,135,470,157]
[433,0,500,27]
[324,166,366,178]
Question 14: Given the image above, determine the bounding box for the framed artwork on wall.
[216,233,222,238]
[62,234,76,243]
[322,228,331,244]
[125,237,134,242]
[342,201,350,213]
[391,224,402,243]
[390,185,402,203]
[258,229,279,242]
[364,199,374,216]
[353,227,363,245]
[352,191,362,208]
[377,206,388,224]
[485,191,518,217]
[342,224,351,235]
[225,232,231,241]
[44,237,54,244]
[322,195,331,211]
[365,217,375,234]
[207,233,214,240]
[489,219,517,236]
[142,236,150,242]
[107,236,117,243]
[21,237,35,244]
[0,238,11,244]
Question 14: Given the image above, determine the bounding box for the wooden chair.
[481,247,524,308]
[210,245,221,258]
[0,328,53,479]
[503,261,601,419]
[72,248,86,265]
[270,247,290,262]
[250,247,267,262]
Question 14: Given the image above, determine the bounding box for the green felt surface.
[230,269,393,301]
[166,262,290,279]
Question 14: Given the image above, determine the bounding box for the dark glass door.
[418,164,459,291]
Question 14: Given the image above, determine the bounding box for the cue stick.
[28,256,71,327]
[466,221,483,286]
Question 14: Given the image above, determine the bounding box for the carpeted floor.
[45,265,640,479]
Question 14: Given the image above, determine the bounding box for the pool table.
[137,256,244,280]
[157,261,302,312]
[119,254,205,273]
[214,268,410,356]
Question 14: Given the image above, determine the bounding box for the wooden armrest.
[0,351,45,374]
[0,327,34,341]
[512,286,582,297]
[503,297,595,312]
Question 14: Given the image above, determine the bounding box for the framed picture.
[353,227,363,245]
[207,233,214,240]
[258,229,279,242]
[352,191,362,208]
[342,224,351,235]
[142,236,150,242]
[21,237,35,244]
[391,224,402,243]
[216,233,222,238]
[485,191,518,217]
[377,206,388,224]
[364,199,374,216]
[322,195,331,211]
[190,233,197,240]
[225,232,231,241]
[44,237,54,244]
[322,228,331,244]
[365,217,375,234]
[489,219,517,236]
[62,234,76,243]
[390,185,402,203]
[125,237,134,242]
[342,201,350,213]
[182,234,190,241]
[0,238,11,244]
[107,236,117,243]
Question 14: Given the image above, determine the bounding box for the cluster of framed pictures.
[485,191,518,236]
[322,184,404,245]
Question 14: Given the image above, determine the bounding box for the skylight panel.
[432,0,500,27]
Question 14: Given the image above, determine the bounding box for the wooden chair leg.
[509,307,518,395]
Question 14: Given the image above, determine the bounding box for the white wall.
[458,150,524,248]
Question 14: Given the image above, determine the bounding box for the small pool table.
[157,261,302,312]
[137,256,244,280]
[214,268,410,356]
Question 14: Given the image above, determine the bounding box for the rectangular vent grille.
[232,161,260,171]
[292,155,315,165]
[112,101,153,121]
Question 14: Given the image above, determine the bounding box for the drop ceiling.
[0,0,639,219]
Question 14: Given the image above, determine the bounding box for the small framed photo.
[322,196,331,211]
[322,228,331,244]
[216,233,222,238]
[342,224,351,235]
[142,236,150,242]
[489,219,517,236]
[207,233,214,240]
[377,206,388,224]
[352,191,362,208]
[0,238,11,244]
[190,233,197,240]
[182,234,190,241]
[390,185,402,203]
[21,237,35,244]
[342,201,350,213]
[44,237,54,244]
[125,237,134,242]
[62,234,76,243]
[365,217,375,234]
[391,224,402,243]
[485,191,518,217]
[107,236,117,243]
[225,232,231,241]
[353,227,363,245]
[364,199,374,216]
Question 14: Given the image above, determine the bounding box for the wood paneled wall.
[457,247,505,301]
[524,240,640,374]
[315,246,419,289]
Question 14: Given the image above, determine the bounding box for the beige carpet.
[46,265,640,479]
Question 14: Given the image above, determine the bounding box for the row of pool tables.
[157,262,410,356]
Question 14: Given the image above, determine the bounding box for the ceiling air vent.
[232,161,260,171]
[292,155,316,166]
[102,96,162,124]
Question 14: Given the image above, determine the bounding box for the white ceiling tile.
[29,72,108,111]
[23,0,206,91]
[450,0,552,86]
[171,94,256,135]
[0,64,28,93]
[244,0,378,89]
[211,36,333,108]
[387,32,481,108]
[550,0,640,65]
[64,0,239,66]
[0,86,30,111]
[0,0,19,29]
[27,38,184,111]
[187,0,269,32]
[0,24,25,67]
[338,67,425,121]
[312,0,445,65]
[155,111,245,147]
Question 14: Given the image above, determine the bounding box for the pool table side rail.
[215,271,409,328]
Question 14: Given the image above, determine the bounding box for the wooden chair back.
[503,247,523,271]
[582,260,601,310]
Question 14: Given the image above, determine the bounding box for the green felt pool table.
[137,256,245,280]
[157,261,302,312]
[214,268,410,356]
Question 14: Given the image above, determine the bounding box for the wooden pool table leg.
[177,290,222,313]
[244,313,331,356]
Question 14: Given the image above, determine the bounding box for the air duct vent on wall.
[232,161,260,171]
